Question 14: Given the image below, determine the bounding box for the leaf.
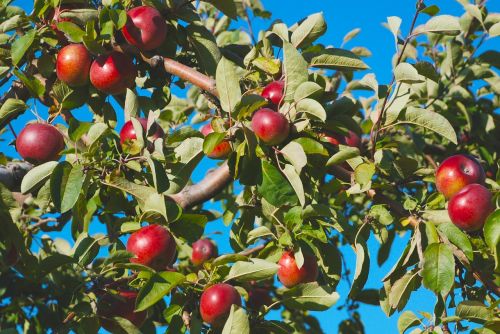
[394,63,424,83]
[124,89,138,120]
[414,61,440,83]
[251,57,281,75]
[0,98,27,129]
[50,162,85,213]
[294,81,323,102]
[342,28,361,46]
[437,223,473,261]
[387,16,402,41]
[281,282,339,311]
[136,272,186,312]
[421,15,461,35]
[291,12,327,49]
[282,164,305,206]
[326,145,360,166]
[20,161,58,194]
[295,98,326,121]
[456,301,494,324]
[484,210,500,270]
[396,107,457,144]
[281,141,307,173]
[283,42,309,102]
[203,0,237,19]
[216,57,242,114]
[489,22,500,37]
[186,23,221,76]
[398,311,421,334]
[12,69,45,98]
[222,305,250,334]
[247,226,274,243]
[147,157,170,194]
[354,162,375,187]
[422,243,455,295]
[421,5,440,16]
[59,9,99,25]
[72,234,100,266]
[0,15,23,33]
[348,241,370,298]
[369,205,394,226]
[203,132,226,155]
[11,29,36,66]
[226,258,279,282]
[389,270,420,311]
[304,48,369,70]
[258,160,298,207]
[56,21,85,43]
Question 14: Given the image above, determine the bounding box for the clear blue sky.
[2,1,499,333]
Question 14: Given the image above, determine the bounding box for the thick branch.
[0,162,33,191]
[169,162,231,209]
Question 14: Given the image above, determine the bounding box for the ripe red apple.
[344,130,361,148]
[120,118,164,145]
[16,123,65,164]
[448,184,494,232]
[436,154,485,199]
[126,224,177,270]
[261,80,284,105]
[122,6,167,51]
[321,132,343,146]
[98,290,146,331]
[251,108,290,145]
[246,287,273,310]
[191,238,218,266]
[200,283,241,326]
[90,51,137,95]
[200,123,232,159]
[56,44,91,87]
[277,251,318,288]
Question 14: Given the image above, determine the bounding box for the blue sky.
[2,0,500,333]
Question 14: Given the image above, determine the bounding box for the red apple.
[448,184,494,232]
[126,224,177,270]
[200,123,232,159]
[16,123,65,164]
[277,251,318,288]
[191,238,218,266]
[122,6,167,51]
[246,287,273,310]
[120,118,164,145]
[200,283,241,326]
[261,80,284,105]
[321,132,343,146]
[56,44,91,87]
[90,51,137,95]
[251,108,290,145]
[98,290,146,331]
[436,155,485,199]
[344,130,361,148]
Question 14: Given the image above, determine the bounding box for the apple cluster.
[436,154,494,232]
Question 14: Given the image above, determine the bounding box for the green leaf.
[421,15,461,35]
[50,162,85,213]
[456,301,494,324]
[251,57,281,75]
[394,63,424,83]
[186,23,221,76]
[56,21,85,43]
[0,15,23,33]
[369,205,394,226]
[489,22,500,37]
[354,162,375,187]
[304,48,369,70]
[12,69,45,98]
[283,42,309,102]
[20,161,58,194]
[72,233,100,266]
[0,98,27,129]
[247,226,274,243]
[437,223,473,261]
[326,145,360,166]
[389,270,421,311]
[295,98,326,121]
[203,132,226,155]
[147,157,170,194]
[281,141,307,173]
[258,160,298,207]
[398,311,421,334]
[422,243,455,295]
[136,272,186,312]
[294,81,323,102]
[282,164,305,206]
[396,107,457,144]
[11,29,36,66]
[484,210,500,270]
[216,57,242,114]
[281,282,339,311]
[124,89,139,120]
[342,28,361,46]
[108,317,141,334]
[226,258,279,282]
[348,241,370,298]
[222,305,250,334]
[59,9,99,25]
[291,12,327,49]
[203,0,237,19]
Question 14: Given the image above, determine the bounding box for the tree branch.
[169,162,231,209]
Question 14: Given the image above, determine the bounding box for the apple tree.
[0,0,499,333]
